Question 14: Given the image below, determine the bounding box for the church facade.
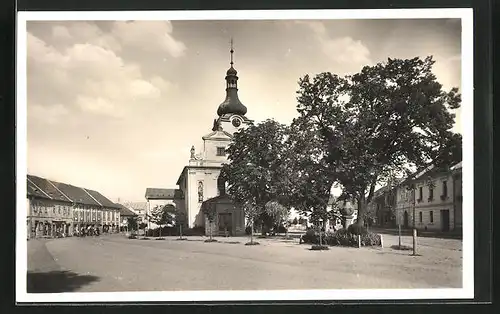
[145,43,251,236]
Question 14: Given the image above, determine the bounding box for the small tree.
[138,222,148,236]
[293,217,298,225]
[150,205,174,238]
[127,216,138,233]
[175,210,187,239]
[265,200,289,236]
[202,202,217,241]
[243,200,261,244]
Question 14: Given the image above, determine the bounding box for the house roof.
[49,181,101,206]
[124,201,148,211]
[145,188,184,200]
[116,203,138,216]
[27,175,117,208]
[27,175,72,202]
[27,179,52,200]
[85,189,121,209]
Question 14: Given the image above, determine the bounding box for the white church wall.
[186,168,222,228]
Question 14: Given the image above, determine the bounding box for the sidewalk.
[369,227,463,240]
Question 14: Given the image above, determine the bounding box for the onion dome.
[217,39,247,117]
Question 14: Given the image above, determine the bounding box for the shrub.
[310,245,329,250]
[391,244,412,251]
[204,239,218,243]
[301,229,320,244]
[156,237,165,240]
[276,225,288,234]
[245,241,260,246]
[128,235,137,239]
[347,224,368,235]
[301,228,381,247]
[245,226,252,235]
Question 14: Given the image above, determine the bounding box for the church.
[145,42,251,236]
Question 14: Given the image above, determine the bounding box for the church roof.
[202,129,233,140]
[145,188,184,200]
[217,88,247,116]
[217,41,248,117]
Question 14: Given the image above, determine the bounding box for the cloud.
[27,25,178,121]
[297,21,372,67]
[111,21,186,57]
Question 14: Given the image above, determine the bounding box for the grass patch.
[391,244,413,251]
[127,235,137,239]
[139,237,150,240]
[310,245,330,251]
[176,238,188,241]
[225,241,241,244]
[155,237,166,240]
[245,241,260,246]
[204,239,218,243]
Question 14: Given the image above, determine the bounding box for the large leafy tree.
[221,119,293,228]
[295,56,461,226]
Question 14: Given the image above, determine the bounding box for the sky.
[25,18,462,202]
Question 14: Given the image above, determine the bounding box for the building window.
[418,187,423,202]
[419,211,423,223]
[216,147,226,156]
[430,211,434,223]
[428,185,434,201]
[441,181,448,199]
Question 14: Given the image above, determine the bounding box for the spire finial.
[230,37,234,66]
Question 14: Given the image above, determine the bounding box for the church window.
[217,147,226,156]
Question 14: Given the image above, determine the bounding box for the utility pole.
[412,184,417,256]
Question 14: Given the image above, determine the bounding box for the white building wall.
[186,168,222,228]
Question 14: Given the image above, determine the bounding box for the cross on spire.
[230,37,234,66]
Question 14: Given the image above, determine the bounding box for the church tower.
[215,39,252,135]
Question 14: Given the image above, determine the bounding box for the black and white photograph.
[16,9,474,303]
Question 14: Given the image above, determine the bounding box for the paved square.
[27,233,462,293]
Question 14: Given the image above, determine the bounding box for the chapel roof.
[145,188,184,200]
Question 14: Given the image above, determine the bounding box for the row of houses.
[368,161,463,232]
[26,175,136,239]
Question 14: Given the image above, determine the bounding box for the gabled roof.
[27,175,71,202]
[124,201,148,211]
[116,203,138,217]
[49,181,101,206]
[145,188,184,200]
[27,179,52,200]
[202,129,233,141]
[85,189,120,209]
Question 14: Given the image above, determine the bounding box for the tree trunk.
[209,221,213,240]
[357,197,367,226]
[159,224,162,238]
[251,219,254,244]
[179,224,183,239]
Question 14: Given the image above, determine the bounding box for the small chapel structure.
[145,41,251,236]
